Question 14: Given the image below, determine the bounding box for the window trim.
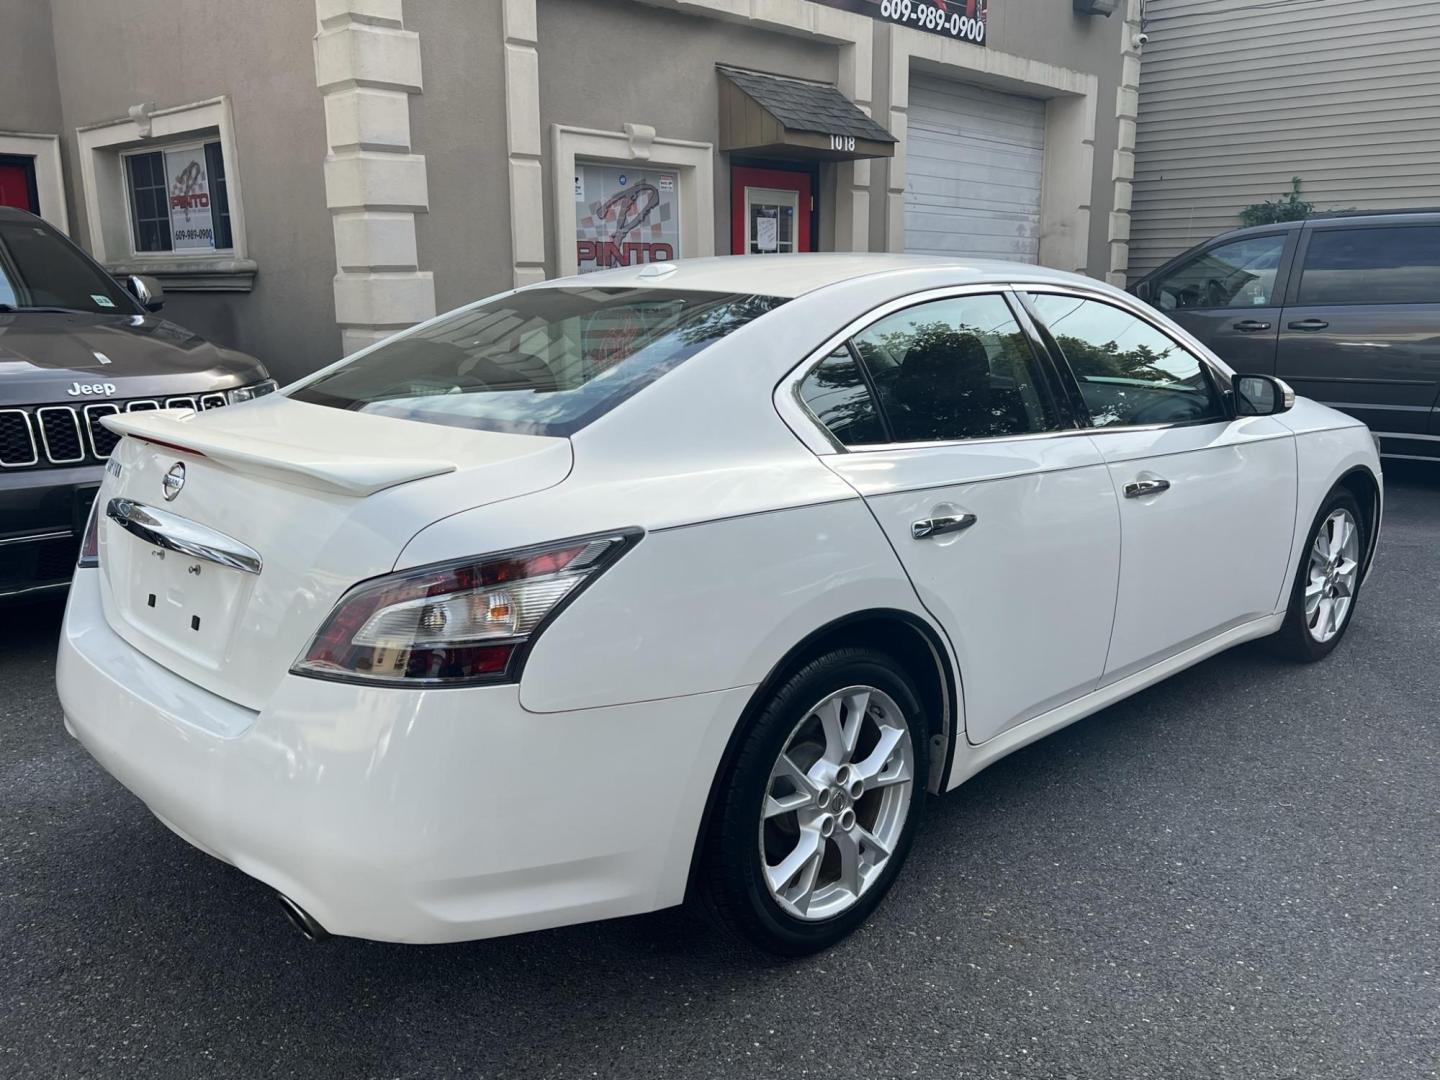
[1019,285,1235,431]
[118,138,235,258]
[75,96,255,291]
[778,284,1083,455]
[1146,229,1298,314]
[0,133,67,230]
[1289,222,1440,308]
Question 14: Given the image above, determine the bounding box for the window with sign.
[122,140,234,255]
[573,163,681,273]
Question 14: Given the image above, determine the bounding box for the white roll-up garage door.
[904,76,1046,263]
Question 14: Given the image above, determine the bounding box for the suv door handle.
[1123,478,1171,499]
[1232,319,1272,332]
[1287,318,1330,331]
[911,513,977,540]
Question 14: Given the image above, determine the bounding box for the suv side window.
[1298,226,1440,305]
[798,347,887,447]
[1028,293,1227,428]
[849,294,1059,444]
[1151,234,1287,311]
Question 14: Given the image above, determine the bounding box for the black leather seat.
[892,332,1005,442]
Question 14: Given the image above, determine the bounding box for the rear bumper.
[58,571,749,943]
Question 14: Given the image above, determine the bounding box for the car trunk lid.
[95,397,572,709]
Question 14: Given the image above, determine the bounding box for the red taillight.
[291,531,639,686]
[77,499,101,569]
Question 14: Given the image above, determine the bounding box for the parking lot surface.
[2,466,1437,1080]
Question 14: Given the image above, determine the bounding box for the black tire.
[1271,487,1366,662]
[699,647,930,956]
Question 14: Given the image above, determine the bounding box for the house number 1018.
[829,134,856,152]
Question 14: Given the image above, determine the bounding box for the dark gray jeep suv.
[1,207,273,600]
[1132,210,1440,462]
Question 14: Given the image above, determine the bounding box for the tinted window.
[0,218,136,314]
[1029,294,1226,428]
[291,288,786,437]
[851,294,1057,444]
[1152,234,1286,310]
[1298,226,1440,305]
[799,347,886,446]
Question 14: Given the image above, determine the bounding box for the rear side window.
[850,294,1059,444]
[1298,226,1440,305]
[1029,294,1226,428]
[798,347,887,447]
[291,288,786,437]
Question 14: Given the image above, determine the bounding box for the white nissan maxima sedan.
[58,255,1381,955]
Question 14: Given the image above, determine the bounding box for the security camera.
[1133,31,1151,47]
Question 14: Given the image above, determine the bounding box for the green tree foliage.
[1239,177,1315,227]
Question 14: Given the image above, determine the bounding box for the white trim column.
[314,0,435,356]
[503,0,546,286]
[1108,0,1144,287]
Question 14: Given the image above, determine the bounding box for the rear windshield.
[0,218,137,314]
[290,287,787,437]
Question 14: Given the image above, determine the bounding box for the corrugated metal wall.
[1129,0,1440,280]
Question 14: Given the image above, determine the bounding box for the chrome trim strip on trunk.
[105,498,262,575]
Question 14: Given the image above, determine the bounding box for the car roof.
[1192,208,1440,249]
[0,206,43,224]
[534,253,1109,300]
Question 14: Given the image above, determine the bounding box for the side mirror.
[125,274,165,312]
[1235,374,1295,416]
[1133,280,1152,302]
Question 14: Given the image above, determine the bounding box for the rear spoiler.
[101,410,456,497]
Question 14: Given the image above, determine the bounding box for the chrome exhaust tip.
[277,893,330,942]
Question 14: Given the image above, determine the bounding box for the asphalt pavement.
[2,464,1437,1080]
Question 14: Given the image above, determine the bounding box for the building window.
[123,140,233,255]
[573,162,681,273]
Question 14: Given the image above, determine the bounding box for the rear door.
[1025,290,1298,680]
[1277,222,1440,451]
[793,290,1121,746]
[1140,231,1294,378]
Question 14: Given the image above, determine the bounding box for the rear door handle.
[1123,478,1171,499]
[1287,319,1330,331]
[911,513,977,540]
[1232,319,1272,332]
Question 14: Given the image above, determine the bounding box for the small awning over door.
[717,65,896,161]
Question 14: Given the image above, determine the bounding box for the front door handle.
[911,513,977,540]
[1287,318,1330,331]
[1123,478,1171,499]
[1232,319,1272,333]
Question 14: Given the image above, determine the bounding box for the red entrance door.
[0,157,40,213]
[731,165,812,255]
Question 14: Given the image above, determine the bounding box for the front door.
[1141,231,1293,379]
[809,291,1121,746]
[0,155,40,214]
[732,165,811,255]
[1025,291,1299,680]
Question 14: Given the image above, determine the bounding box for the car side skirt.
[945,612,1285,791]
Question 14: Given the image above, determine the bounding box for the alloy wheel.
[759,685,915,921]
[1305,507,1360,643]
